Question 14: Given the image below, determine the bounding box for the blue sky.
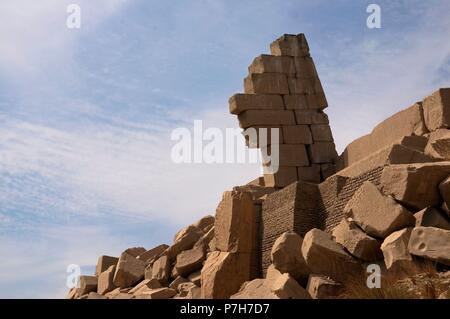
[0,0,449,298]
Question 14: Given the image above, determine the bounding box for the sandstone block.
[193,215,215,233]
[267,266,311,299]
[380,228,414,272]
[188,270,202,286]
[230,279,277,299]
[248,54,295,74]
[201,251,251,299]
[194,226,215,250]
[65,288,77,300]
[294,56,318,79]
[306,275,343,299]
[332,219,382,261]
[380,162,450,210]
[215,190,255,253]
[129,278,161,296]
[97,265,116,295]
[344,181,415,238]
[243,126,283,148]
[415,207,450,230]
[287,77,314,95]
[297,166,321,183]
[424,129,450,159]
[311,124,333,142]
[87,292,107,299]
[137,288,177,299]
[283,94,308,110]
[262,144,310,167]
[270,231,310,282]
[229,94,284,115]
[112,293,134,299]
[308,142,338,164]
[440,176,450,210]
[175,245,205,277]
[95,255,118,276]
[270,34,309,57]
[244,73,289,94]
[306,92,328,110]
[113,252,146,288]
[238,110,295,128]
[301,229,361,282]
[320,163,336,180]
[263,166,298,188]
[423,88,450,131]
[151,255,171,284]
[282,125,312,144]
[137,244,168,263]
[77,275,98,296]
[408,226,450,265]
[124,247,147,258]
[295,110,329,125]
[167,226,202,261]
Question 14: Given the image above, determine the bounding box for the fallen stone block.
[175,245,206,277]
[136,288,177,299]
[270,231,310,282]
[238,110,296,128]
[77,275,98,296]
[248,54,295,74]
[270,34,309,57]
[215,190,256,253]
[169,276,189,292]
[65,288,78,300]
[344,181,415,238]
[113,252,146,288]
[112,293,134,299]
[332,219,382,261]
[266,266,311,299]
[423,88,450,131]
[282,125,312,144]
[308,142,338,164]
[87,292,107,299]
[415,207,450,230]
[124,247,147,258]
[244,73,289,94]
[194,226,215,250]
[97,265,116,295]
[201,251,251,299]
[137,244,168,263]
[129,278,161,295]
[229,94,284,115]
[380,228,414,272]
[424,129,450,159]
[167,226,203,261]
[188,270,201,286]
[408,226,450,266]
[301,228,362,282]
[151,255,171,285]
[230,279,277,299]
[380,162,450,210]
[95,255,118,276]
[193,215,215,233]
[306,275,343,299]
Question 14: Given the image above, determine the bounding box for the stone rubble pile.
[67,34,450,300]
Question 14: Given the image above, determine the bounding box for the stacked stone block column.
[229,34,337,188]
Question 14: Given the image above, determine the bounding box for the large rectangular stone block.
[270,34,309,57]
[244,73,289,94]
[229,94,284,115]
[248,54,295,74]
[287,77,315,94]
[308,142,338,164]
[298,166,321,183]
[283,94,308,110]
[294,56,318,79]
[306,92,328,110]
[282,125,312,144]
[295,111,329,125]
[423,88,450,131]
[238,110,295,128]
[263,166,298,188]
[243,126,283,148]
[311,124,333,142]
[262,144,310,167]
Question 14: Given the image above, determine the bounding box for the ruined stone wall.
[229,34,337,188]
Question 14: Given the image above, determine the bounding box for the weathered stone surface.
[297,166,321,184]
[282,125,312,144]
[415,207,450,230]
[306,275,343,299]
[201,251,251,299]
[263,166,298,188]
[95,255,118,276]
[229,94,284,115]
[193,215,215,233]
[66,288,78,300]
[137,244,168,263]
[294,56,318,79]
[306,92,328,110]
[270,34,309,57]
[311,125,333,142]
[337,144,437,178]
[243,126,283,148]
[332,219,382,261]
[175,245,205,277]
[440,176,450,211]
[295,110,329,125]
[238,110,295,128]
[194,226,215,250]
[112,293,134,299]
[151,255,171,284]
[283,94,308,110]
[265,266,311,299]
[270,231,310,281]
[424,129,450,159]
[87,292,107,299]
[301,229,361,282]
[423,88,450,131]
[288,78,315,95]
[308,142,338,164]
[129,278,161,295]
[113,252,146,288]
[262,144,310,167]
[124,247,147,258]
[344,181,415,238]
[244,73,289,95]
[167,226,202,261]
[380,162,450,210]
[136,288,177,299]
[77,275,98,296]
[380,228,414,271]
[188,270,202,286]
[169,276,189,292]
[230,279,277,299]
[215,190,256,253]
[97,265,116,295]
[248,54,295,74]
[408,226,450,265]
